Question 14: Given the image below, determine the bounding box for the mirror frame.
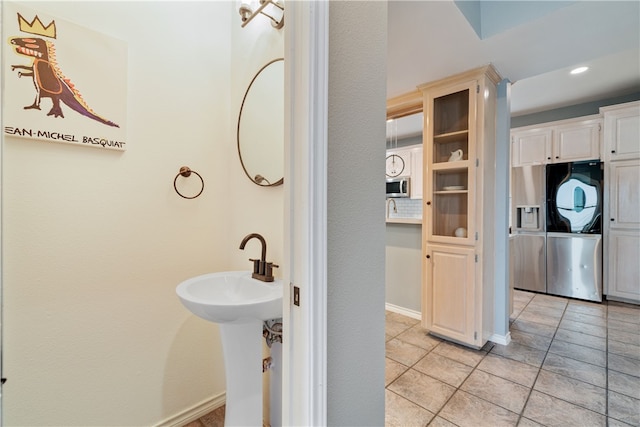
[237,57,285,187]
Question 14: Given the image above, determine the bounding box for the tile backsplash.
[387,198,423,219]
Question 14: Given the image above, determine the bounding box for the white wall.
[1,2,282,425]
[229,12,285,424]
[229,5,284,275]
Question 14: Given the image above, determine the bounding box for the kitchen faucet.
[239,233,278,282]
[387,198,397,218]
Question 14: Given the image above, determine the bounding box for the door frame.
[282,1,328,425]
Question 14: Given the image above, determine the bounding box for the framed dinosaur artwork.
[3,2,127,151]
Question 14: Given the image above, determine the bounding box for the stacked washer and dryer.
[511,160,604,302]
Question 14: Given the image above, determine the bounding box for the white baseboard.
[489,332,511,346]
[154,392,226,427]
[385,303,421,320]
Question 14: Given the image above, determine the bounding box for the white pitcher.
[448,149,463,162]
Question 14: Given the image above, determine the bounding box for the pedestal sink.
[176,271,283,427]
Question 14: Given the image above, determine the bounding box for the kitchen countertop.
[386,218,422,225]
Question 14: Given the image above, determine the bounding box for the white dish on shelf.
[442,185,465,191]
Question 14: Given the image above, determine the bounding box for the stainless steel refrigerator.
[511,160,604,302]
[511,165,546,293]
[546,161,603,302]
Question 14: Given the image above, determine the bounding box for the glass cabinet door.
[426,82,476,243]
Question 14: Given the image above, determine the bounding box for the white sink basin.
[177,270,284,426]
[176,271,283,324]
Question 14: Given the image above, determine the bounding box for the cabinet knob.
[426,201,431,205]
[547,157,551,160]
[611,150,616,154]
[555,156,559,159]
[611,218,615,221]
[426,255,431,259]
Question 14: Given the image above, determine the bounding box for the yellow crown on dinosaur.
[18,13,56,39]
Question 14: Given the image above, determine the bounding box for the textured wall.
[327,2,387,424]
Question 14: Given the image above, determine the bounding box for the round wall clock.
[386,154,405,177]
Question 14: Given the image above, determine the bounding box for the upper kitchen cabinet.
[553,118,601,162]
[511,127,552,167]
[601,101,640,162]
[420,65,501,349]
[511,115,602,167]
[608,160,640,230]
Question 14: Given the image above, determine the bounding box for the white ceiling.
[387,0,640,118]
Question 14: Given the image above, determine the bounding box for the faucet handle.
[249,258,261,274]
[264,262,279,281]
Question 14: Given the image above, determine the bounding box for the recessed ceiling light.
[570,66,589,75]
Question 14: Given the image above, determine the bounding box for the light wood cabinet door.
[603,102,640,161]
[424,244,477,346]
[424,81,475,245]
[552,119,601,163]
[608,160,640,230]
[607,230,640,303]
[511,128,552,167]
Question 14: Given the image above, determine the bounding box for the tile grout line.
[515,295,617,424]
[536,297,616,420]
[495,294,612,424]
[387,319,490,425]
[425,345,491,426]
[385,295,639,426]
[513,293,563,427]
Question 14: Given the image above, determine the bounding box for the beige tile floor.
[386,290,640,427]
[186,290,639,426]
[183,406,224,427]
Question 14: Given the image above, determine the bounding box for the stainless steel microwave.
[386,177,410,198]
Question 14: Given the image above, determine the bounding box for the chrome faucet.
[239,233,278,282]
[386,198,397,218]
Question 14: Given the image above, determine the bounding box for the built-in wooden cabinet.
[607,230,640,302]
[421,65,500,348]
[602,101,640,304]
[602,101,640,161]
[426,85,474,245]
[608,160,640,230]
[511,116,601,167]
[511,128,552,167]
[425,244,475,344]
[553,118,601,162]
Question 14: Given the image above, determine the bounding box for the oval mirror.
[237,58,284,186]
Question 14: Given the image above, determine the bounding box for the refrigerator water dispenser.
[516,205,541,230]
